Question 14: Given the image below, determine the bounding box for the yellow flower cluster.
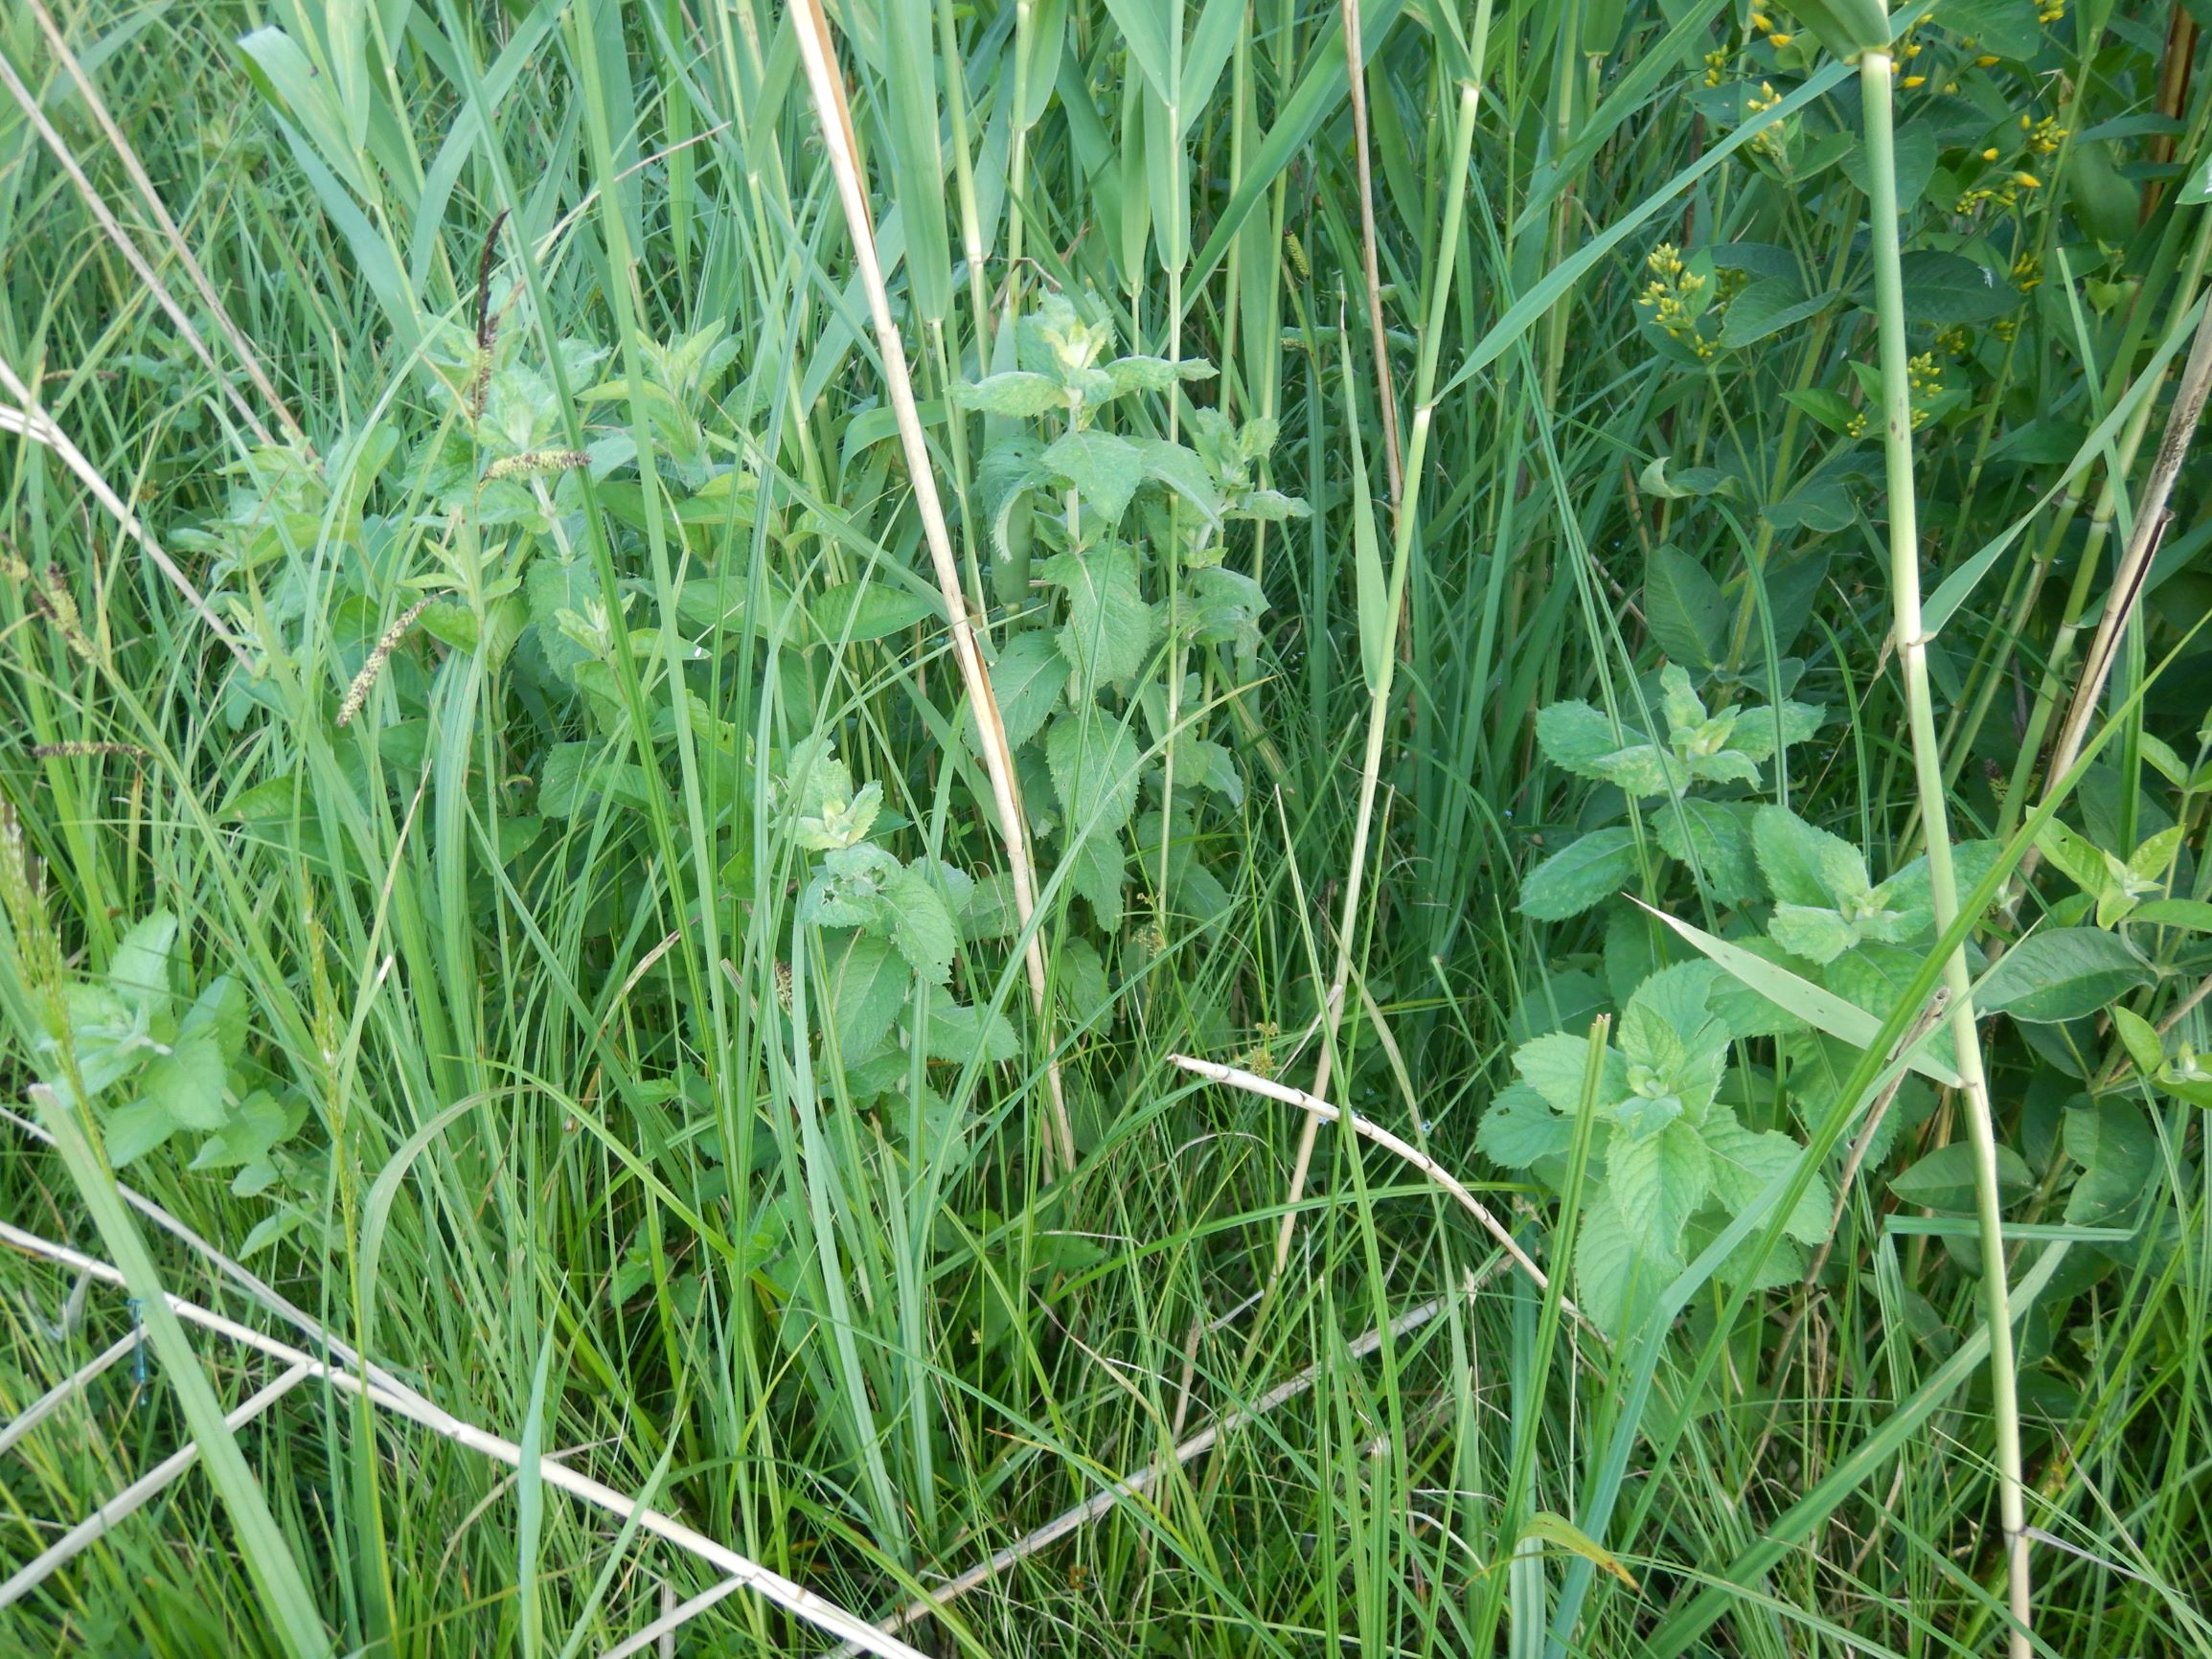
[1936,325,1972,356]
[1704,48,1729,87]
[2037,0,2064,21]
[2012,251,2043,290]
[1907,352,1942,427]
[1745,80,1787,161]
[1748,9,1791,49]
[2022,112,2068,155]
[1639,243,1718,360]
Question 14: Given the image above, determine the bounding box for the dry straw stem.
[19,0,311,453]
[0,1219,937,1659]
[1171,1053,1588,1330]
[1,1362,312,1613]
[789,0,1074,1171]
[831,1275,1479,1655]
[0,352,253,667]
[2043,292,2212,795]
[0,45,285,456]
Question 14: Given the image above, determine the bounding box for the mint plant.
[27,910,312,1248]
[951,290,1298,951]
[1479,961,1835,1332]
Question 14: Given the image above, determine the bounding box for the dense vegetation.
[2,0,2210,1654]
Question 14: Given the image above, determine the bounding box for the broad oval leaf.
[1975,928,2155,1024]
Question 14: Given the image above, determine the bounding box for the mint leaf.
[952,371,1068,418]
[1520,829,1638,920]
[980,628,1068,753]
[1515,1031,1622,1114]
[1535,701,1630,780]
[881,862,959,985]
[824,932,912,1057]
[1046,710,1143,839]
[1754,806,1869,908]
[1043,430,1145,523]
[1041,545,1158,694]
[1653,799,1758,906]
[1608,1120,1711,1258]
[1701,1110,1831,1244]
[140,1028,229,1132]
[1065,832,1127,930]
[107,911,178,1018]
[921,988,1019,1064]
[1476,1083,1574,1168]
[1575,1187,1680,1336]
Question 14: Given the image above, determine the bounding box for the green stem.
[1860,51,2032,1659]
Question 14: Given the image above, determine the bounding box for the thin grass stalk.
[2043,297,2212,795]
[0,1362,312,1613]
[15,1093,334,1658]
[1859,50,2032,1659]
[789,0,1073,1170]
[0,1219,934,1659]
[1172,1051,1582,1325]
[1270,68,1486,1282]
[21,0,312,452]
[1339,0,1403,508]
[832,1279,1481,1655]
[0,48,285,455]
[0,353,252,667]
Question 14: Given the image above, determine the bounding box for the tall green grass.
[1,1,2209,1656]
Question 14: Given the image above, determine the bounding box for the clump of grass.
[2,4,2210,1658]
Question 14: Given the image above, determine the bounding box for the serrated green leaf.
[1640,901,1963,1087]
[1575,1186,1679,1337]
[1046,710,1143,839]
[978,629,1067,753]
[1535,701,1630,779]
[1753,806,1869,908]
[1040,545,1158,694]
[1043,430,1146,523]
[107,912,178,1017]
[952,372,1068,418]
[921,988,1019,1065]
[140,1029,229,1133]
[1520,829,1638,920]
[1477,1082,1574,1168]
[1654,800,1759,906]
[1768,903,1860,965]
[104,1098,179,1167]
[1065,831,1126,929]
[1131,438,1222,525]
[1515,1030,1625,1114]
[1702,1111,1832,1243]
[824,932,911,1058]
[880,863,960,986]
